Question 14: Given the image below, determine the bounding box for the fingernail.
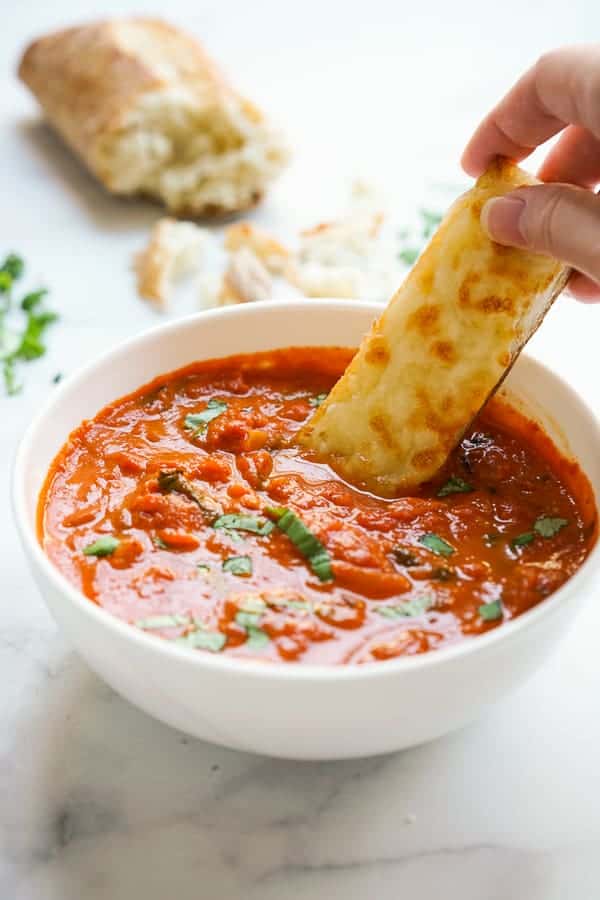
[481,195,527,245]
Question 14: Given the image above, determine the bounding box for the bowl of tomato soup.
[13,300,600,758]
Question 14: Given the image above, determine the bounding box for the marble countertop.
[3,1,600,897]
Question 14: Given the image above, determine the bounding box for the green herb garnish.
[398,247,420,266]
[184,399,227,436]
[419,533,454,557]
[223,555,253,576]
[437,476,473,498]
[157,469,220,517]
[213,514,274,536]
[512,531,535,548]
[309,392,328,408]
[235,610,261,628]
[534,516,568,538]
[1,254,24,281]
[266,506,333,582]
[479,599,503,621]
[420,207,443,238]
[136,614,190,629]
[376,594,434,618]
[178,630,227,652]
[21,289,47,312]
[82,535,120,557]
[245,626,270,650]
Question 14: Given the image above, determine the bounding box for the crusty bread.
[135,217,210,307]
[19,18,289,217]
[300,160,570,497]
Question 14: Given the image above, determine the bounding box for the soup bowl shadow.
[12,300,600,759]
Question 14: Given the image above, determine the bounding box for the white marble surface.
[3,1,600,897]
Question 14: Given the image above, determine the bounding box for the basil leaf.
[479,599,503,621]
[512,531,534,547]
[238,595,267,613]
[534,516,568,538]
[223,555,252,576]
[213,514,274,536]
[245,626,270,650]
[153,535,168,549]
[419,533,454,557]
[266,506,333,582]
[235,610,262,628]
[184,399,227,436]
[157,469,220,517]
[309,392,328,408]
[1,253,24,280]
[136,614,190,629]
[178,630,226,652]
[82,535,119,557]
[437,476,473,498]
[196,563,211,573]
[376,594,434,618]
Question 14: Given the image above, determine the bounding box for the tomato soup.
[39,348,597,665]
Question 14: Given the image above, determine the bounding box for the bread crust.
[18,18,283,216]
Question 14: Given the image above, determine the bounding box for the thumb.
[481,183,600,287]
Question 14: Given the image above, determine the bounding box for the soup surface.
[40,348,596,665]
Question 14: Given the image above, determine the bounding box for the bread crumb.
[135,218,211,308]
[219,247,272,305]
[224,222,289,275]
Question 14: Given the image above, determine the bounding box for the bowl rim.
[12,298,600,683]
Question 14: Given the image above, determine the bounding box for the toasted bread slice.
[299,160,570,496]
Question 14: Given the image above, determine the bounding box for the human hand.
[462,46,600,300]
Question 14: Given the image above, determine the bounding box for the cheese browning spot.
[432,340,456,363]
[478,295,514,314]
[409,304,440,333]
[365,338,390,366]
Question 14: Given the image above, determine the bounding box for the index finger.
[462,45,600,177]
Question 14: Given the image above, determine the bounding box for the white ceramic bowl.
[13,300,600,759]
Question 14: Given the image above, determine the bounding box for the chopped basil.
[1,254,24,282]
[213,514,274,536]
[52,372,63,384]
[419,533,454,557]
[136,614,190,629]
[420,207,444,238]
[235,610,262,628]
[21,288,47,312]
[309,392,328,408]
[178,630,227,652]
[437,476,473,498]
[479,599,503,621]
[157,469,220,517]
[82,535,120,557]
[196,563,211,574]
[392,547,419,567]
[376,594,434,618]
[238,595,267,614]
[223,555,253,576]
[184,399,227,436]
[534,516,568,538]
[153,535,168,549]
[266,506,333,582]
[512,531,534,548]
[245,626,270,650]
[398,247,420,266]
